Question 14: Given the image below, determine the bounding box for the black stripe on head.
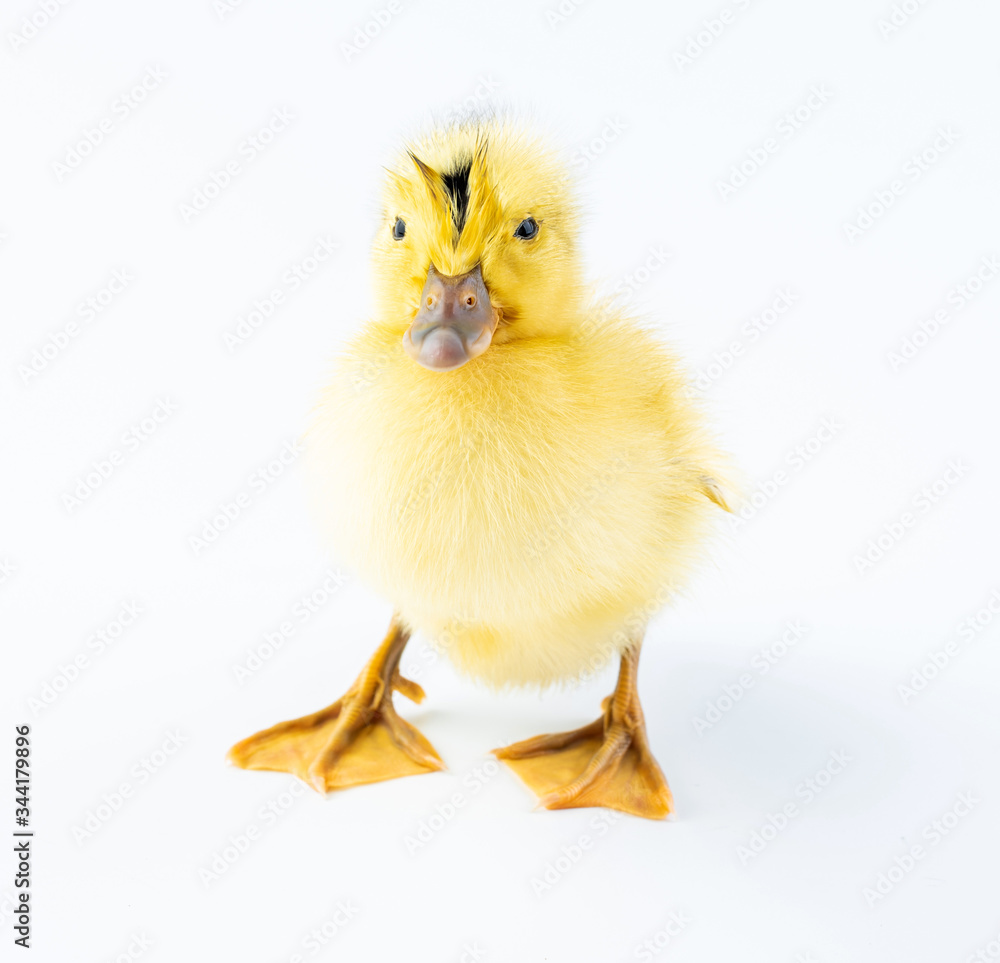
[441,159,472,235]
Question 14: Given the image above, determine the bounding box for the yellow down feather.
[305,117,730,689]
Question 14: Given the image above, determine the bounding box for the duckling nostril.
[465,294,477,308]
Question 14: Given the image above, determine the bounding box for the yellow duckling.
[228,117,731,820]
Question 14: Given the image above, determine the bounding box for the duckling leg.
[492,644,673,820]
[227,616,444,793]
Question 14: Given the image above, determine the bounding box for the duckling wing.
[698,474,733,513]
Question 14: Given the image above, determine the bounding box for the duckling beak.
[403,264,499,372]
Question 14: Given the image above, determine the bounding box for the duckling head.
[373,120,583,372]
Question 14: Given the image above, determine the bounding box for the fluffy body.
[304,120,727,688]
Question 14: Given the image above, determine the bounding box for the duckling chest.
[361,403,647,586]
[313,347,668,620]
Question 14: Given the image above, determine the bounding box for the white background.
[2,0,1000,960]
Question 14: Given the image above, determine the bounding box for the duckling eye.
[514,217,538,240]
[392,218,406,240]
